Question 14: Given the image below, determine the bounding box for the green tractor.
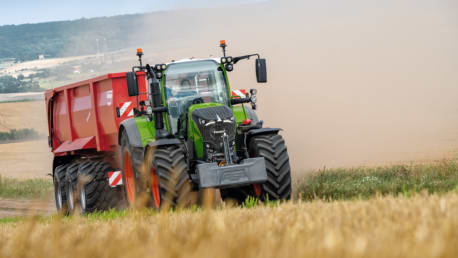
[120,41,292,207]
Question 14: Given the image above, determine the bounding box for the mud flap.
[196,157,267,189]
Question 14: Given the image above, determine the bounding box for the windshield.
[164,60,228,134]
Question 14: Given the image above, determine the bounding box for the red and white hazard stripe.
[108,171,123,187]
[232,89,247,99]
[119,101,134,118]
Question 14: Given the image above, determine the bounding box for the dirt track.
[0,198,54,219]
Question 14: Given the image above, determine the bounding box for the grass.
[1,159,458,202]
[0,176,53,199]
[295,160,458,201]
[0,193,457,258]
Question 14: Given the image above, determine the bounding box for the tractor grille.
[192,106,236,161]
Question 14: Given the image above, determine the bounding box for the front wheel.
[249,134,292,201]
[145,145,194,209]
[221,134,292,204]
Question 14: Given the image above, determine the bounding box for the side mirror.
[255,58,267,83]
[126,72,139,96]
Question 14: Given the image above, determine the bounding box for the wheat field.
[0,192,457,258]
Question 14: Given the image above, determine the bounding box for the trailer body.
[45,72,147,156]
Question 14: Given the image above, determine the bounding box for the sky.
[0,0,264,26]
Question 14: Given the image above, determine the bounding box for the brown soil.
[0,101,47,134]
[0,139,52,179]
[0,198,54,219]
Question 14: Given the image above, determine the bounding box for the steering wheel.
[192,97,204,105]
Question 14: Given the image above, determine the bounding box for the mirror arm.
[233,54,261,64]
[231,98,251,105]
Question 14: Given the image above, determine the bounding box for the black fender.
[143,138,182,157]
[246,128,282,145]
[118,118,143,148]
[244,107,259,124]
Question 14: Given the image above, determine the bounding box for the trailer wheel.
[78,161,124,213]
[65,162,80,214]
[145,145,193,209]
[53,164,70,213]
[249,134,292,201]
[120,133,138,206]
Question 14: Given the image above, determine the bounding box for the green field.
[295,160,458,201]
[2,160,458,202]
[0,176,53,199]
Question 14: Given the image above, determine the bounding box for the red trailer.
[45,72,148,214]
[45,72,147,156]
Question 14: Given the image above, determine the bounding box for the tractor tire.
[53,163,70,213]
[65,162,80,214]
[145,145,193,209]
[221,134,292,204]
[249,134,292,201]
[120,132,146,207]
[78,160,125,213]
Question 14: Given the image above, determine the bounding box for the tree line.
[0,75,44,93]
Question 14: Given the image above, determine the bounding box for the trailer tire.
[145,145,193,209]
[65,162,80,214]
[78,161,124,213]
[54,164,70,214]
[249,134,292,201]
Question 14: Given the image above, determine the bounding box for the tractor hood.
[188,104,236,161]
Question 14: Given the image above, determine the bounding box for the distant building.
[73,65,81,74]
[38,55,45,60]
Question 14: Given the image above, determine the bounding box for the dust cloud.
[135,0,458,172]
[26,0,458,175]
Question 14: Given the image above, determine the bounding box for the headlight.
[225,63,233,72]
[161,64,167,70]
[226,56,232,63]
[221,57,227,64]
[199,119,206,125]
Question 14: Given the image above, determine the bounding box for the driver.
[165,77,192,98]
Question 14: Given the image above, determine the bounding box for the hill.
[0,13,155,62]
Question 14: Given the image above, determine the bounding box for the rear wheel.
[78,161,124,213]
[53,164,70,213]
[120,133,138,206]
[145,145,193,209]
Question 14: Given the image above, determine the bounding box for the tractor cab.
[164,59,229,135]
